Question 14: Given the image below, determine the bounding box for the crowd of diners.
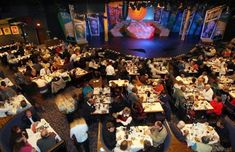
[0,37,234,152]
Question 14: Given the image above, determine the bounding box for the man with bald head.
[149,121,168,151]
[37,129,57,152]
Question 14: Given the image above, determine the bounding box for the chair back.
[100,122,112,152]
[48,140,67,152]
[0,111,27,152]
[163,121,172,152]
[224,116,235,151]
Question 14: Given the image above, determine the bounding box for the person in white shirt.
[106,62,115,76]
[89,59,99,70]
[106,62,115,81]
[40,64,51,76]
[201,72,209,84]
[70,49,81,63]
[202,84,214,101]
[70,117,90,152]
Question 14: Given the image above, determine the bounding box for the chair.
[224,101,235,118]
[99,122,112,152]
[48,140,67,152]
[163,121,172,152]
[0,110,30,152]
[224,116,235,151]
[169,122,186,142]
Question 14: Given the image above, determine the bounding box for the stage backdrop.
[69,4,87,44]
[58,11,75,41]
[108,2,122,27]
[87,16,100,36]
[201,6,223,39]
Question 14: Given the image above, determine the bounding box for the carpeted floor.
[0,64,98,152]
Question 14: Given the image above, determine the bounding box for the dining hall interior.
[0,0,235,152]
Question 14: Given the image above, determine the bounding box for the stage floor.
[87,34,200,58]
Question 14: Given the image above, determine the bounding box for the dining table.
[116,126,152,152]
[142,102,164,113]
[92,94,111,115]
[26,119,61,152]
[0,94,32,117]
[181,122,220,147]
[0,78,14,87]
[109,79,129,87]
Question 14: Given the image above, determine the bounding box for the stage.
[87,34,200,58]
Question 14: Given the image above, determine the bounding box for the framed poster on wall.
[88,16,100,36]
[154,7,163,23]
[201,6,223,39]
[11,26,20,34]
[3,27,11,35]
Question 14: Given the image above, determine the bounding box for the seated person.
[113,140,130,152]
[127,87,140,106]
[16,100,31,113]
[148,121,167,151]
[196,77,205,90]
[37,129,57,152]
[82,82,93,99]
[137,140,155,152]
[153,81,164,94]
[131,100,146,121]
[22,109,40,128]
[202,84,214,101]
[169,121,187,142]
[207,96,223,116]
[215,118,231,148]
[0,81,17,100]
[80,97,96,124]
[10,125,28,150]
[13,136,35,152]
[191,136,212,152]
[113,107,132,126]
[110,94,128,113]
[126,79,135,94]
[199,72,209,84]
[102,122,116,150]
[40,63,51,76]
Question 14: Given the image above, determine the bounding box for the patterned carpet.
[0,64,98,152]
[29,89,99,152]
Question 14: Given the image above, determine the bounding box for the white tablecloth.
[0,78,14,87]
[109,79,129,87]
[0,94,32,117]
[93,87,110,95]
[181,123,219,147]
[142,102,164,113]
[26,119,61,152]
[116,126,152,152]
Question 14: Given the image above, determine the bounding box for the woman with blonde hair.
[70,117,90,152]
